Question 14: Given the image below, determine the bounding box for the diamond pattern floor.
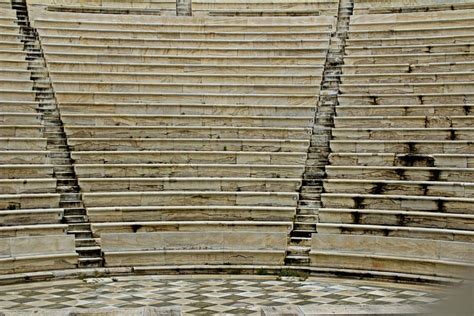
[0,275,446,315]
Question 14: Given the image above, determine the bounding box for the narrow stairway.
[11,0,103,268]
[285,0,354,266]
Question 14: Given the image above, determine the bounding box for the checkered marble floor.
[0,275,446,315]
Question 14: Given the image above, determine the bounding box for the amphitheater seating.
[310,234,474,278]
[28,6,334,265]
[0,4,77,273]
[0,235,77,274]
[353,0,474,14]
[101,231,288,267]
[26,0,340,18]
[191,0,340,17]
[310,6,474,278]
[27,0,173,15]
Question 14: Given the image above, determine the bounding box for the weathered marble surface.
[310,234,474,278]
[0,235,77,274]
[0,306,180,316]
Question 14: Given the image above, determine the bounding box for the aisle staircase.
[284,0,354,266]
[11,0,103,268]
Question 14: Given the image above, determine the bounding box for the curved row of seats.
[353,0,474,14]
[29,6,335,268]
[0,5,77,274]
[310,6,474,279]
[27,0,340,17]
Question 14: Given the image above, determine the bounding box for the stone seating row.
[64,126,312,139]
[51,82,322,94]
[29,11,333,254]
[0,69,31,81]
[0,113,42,124]
[0,179,56,194]
[0,2,79,275]
[81,191,298,208]
[0,208,63,226]
[44,54,327,66]
[30,0,339,17]
[0,125,43,137]
[29,11,335,30]
[347,33,474,46]
[36,28,333,40]
[40,37,330,50]
[341,72,474,83]
[0,151,50,164]
[0,193,60,210]
[87,205,296,223]
[310,234,474,278]
[350,9,474,28]
[310,6,474,279]
[0,138,47,150]
[333,128,474,140]
[49,72,323,85]
[342,62,474,74]
[324,179,474,198]
[101,231,287,267]
[348,28,474,39]
[0,60,29,70]
[92,221,292,237]
[328,153,474,168]
[336,104,473,117]
[319,208,474,229]
[330,140,473,154]
[44,62,324,75]
[344,53,474,65]
[74,163,304,178]
[345,43,474,55]
[54,92,318,105]
[0,235,77,274]
[28,0,174,15]
[340,82,474,93]
[317,222,474,242]
[78,177,301,192]
[0,224,66,238]
[325,166,474,182]
[61,114,314,128]
[353,0,474,14]
[58,102,317,116]
[66,138,308,152]
[338,93,473,106]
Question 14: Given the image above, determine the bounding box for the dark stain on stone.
[407,142,416,154]
[463,105,471,115]
[396,154,434,167]
[450,129,457,140]
[437,200,445,213]
[353,196,364,209]
[131,224,142,233]
[370,183,385,194]
[352,211,361,224]
[429,169,441,181]
[394,168,406,180]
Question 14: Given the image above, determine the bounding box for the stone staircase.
[11,0,103,268]
[285,0,354,266]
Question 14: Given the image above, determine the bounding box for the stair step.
[68,230,93,239]
[60,201,83,208]
[75,238,98,247]
[285,255,310,265]
[64,215,87,223]
[78,257,103,268]
[64,207,86,216]
[290,237,312,246]
[287,245,311,254]
[76,246,101,253]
